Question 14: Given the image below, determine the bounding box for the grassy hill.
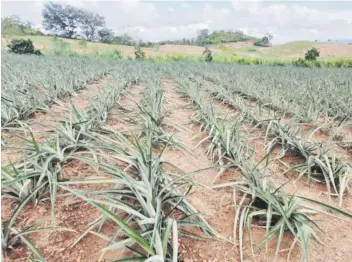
[218,40,352,59]
[2,35,352,62]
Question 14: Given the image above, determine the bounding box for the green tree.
[1,16,41,37]
[43,2,83,38]
[97,28,114,43]
[80,12,105,41]
[112,34,135,45]
[42,2,105,40]
[8,39,41,55]
[254,33,273,47]
[134,45,145,59]
[304,47,320,61]
[203,47,213,62]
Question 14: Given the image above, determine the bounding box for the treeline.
[1,16,42,36]
[1,2,261,47]
[98,29,259,47]
[158,29,259,46]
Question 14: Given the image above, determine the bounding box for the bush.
[203,47,213,62]
[237,58,252,65]
[113,49,122,59]
[8,39,42,55]
[270,60,285,66]
[253,59,263,65]
[103,49,122,59]
[134,45,145,60]
[313,60,322,68]
[304,47,320,61]
[293,58,311,68]
[254,34,273,47]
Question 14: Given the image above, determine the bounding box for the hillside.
[2,35,352,60]
[218,40,352,59]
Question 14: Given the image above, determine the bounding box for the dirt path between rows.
[29,75,115,131]
[161,80,239,261]
[106,84,144,134]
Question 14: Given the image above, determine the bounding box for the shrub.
[346,60,352,68]
[334,59,345,68]
[101,49,123,60]
[237,58,252,65]
[254,34,273,47]
[7,39,41,55]
[304,47,320,61]
[112,49,122,59]
[271,60,285,66]
[203,47,213,62]
[313,60,322,68]
[134,45,145,60]
[293,58,312,68]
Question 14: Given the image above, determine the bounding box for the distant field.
[2,35,352,60]
[218,40,352,59]
[1,35,225,58]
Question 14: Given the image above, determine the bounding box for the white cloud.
[229,1,352,42]
[181,3,191,9]
[1,1,351,43]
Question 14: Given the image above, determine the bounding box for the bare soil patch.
[317,43,352,58]
[161,80,239,261]
[106,84,144,134]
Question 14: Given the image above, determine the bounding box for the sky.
[1,0,352,44]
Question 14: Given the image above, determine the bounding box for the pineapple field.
[1,53,352,262]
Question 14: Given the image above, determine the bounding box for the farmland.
[1,53,352,262]
[2,36,352,64]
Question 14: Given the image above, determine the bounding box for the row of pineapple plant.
[169,69,352,261]
[173,68,351,207]
[1,71,217,261]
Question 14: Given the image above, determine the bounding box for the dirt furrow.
[106,84,144,134]
[29,74,115,131]
[161,79,240,261]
